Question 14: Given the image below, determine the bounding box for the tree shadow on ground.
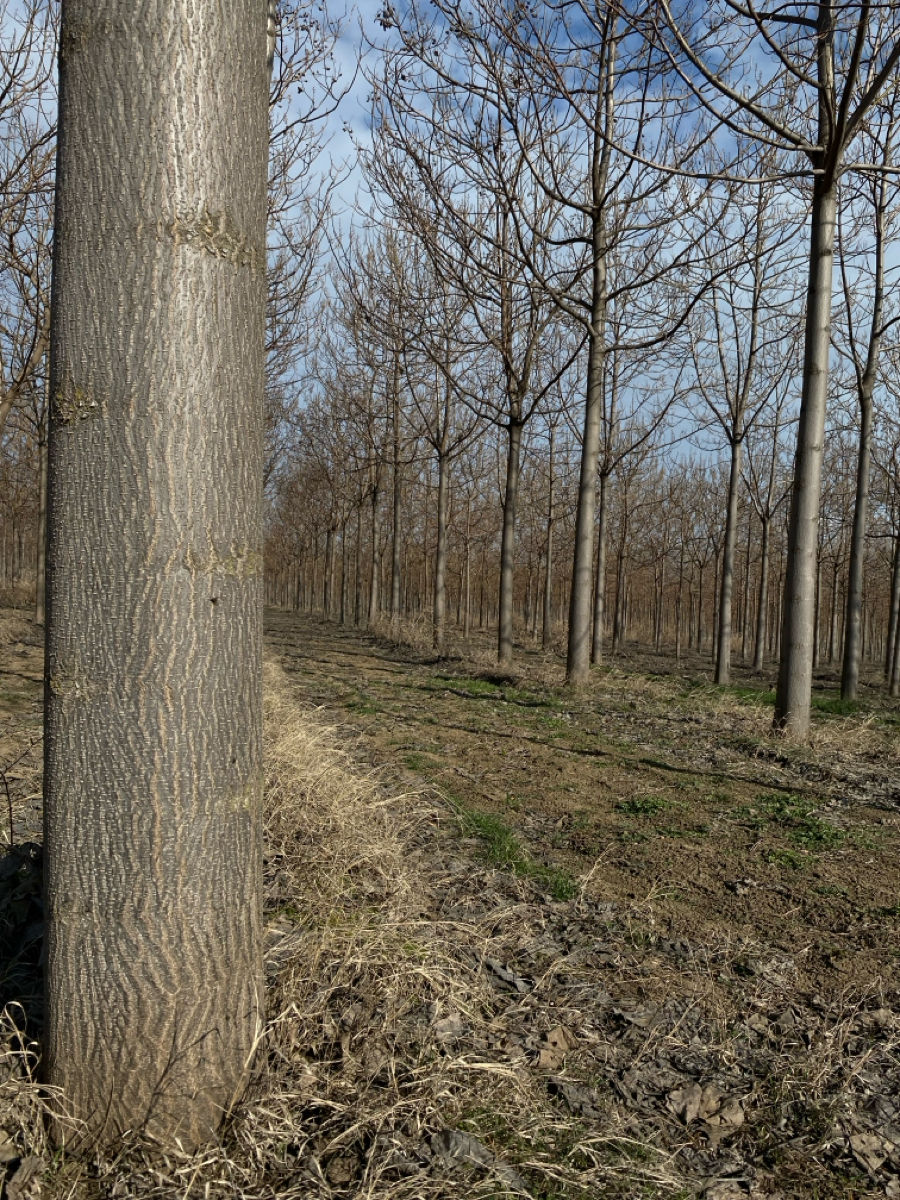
[0,842,43,1031]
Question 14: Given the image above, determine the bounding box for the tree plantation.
[2,1,900,1196]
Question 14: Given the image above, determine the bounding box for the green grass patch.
[450,799,577,900]
[764,847,806,870]
[403,751,440,772]
[812,695,860,716]
[740,792,845,852]
[616,794,671,817]
[658,824,710,840]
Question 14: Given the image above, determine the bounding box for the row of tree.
[260,0,900,736]
[265,296,900,695]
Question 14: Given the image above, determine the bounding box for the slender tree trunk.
[433,448,450,652]
[753,516,770,673]
[841,396,873,699]
[654,556,666,652]
[885,527,900,680]
[463,503,472,639]
[591,471,609,664]
[497,419,523,665]
[542,429,555,650]
[829,559,840,664]
[34,425,48,625]
[368,483,381,628]
[891,602,900,696]
[566,241,606,685]
[44,0,267,1149]
[715,439,743,684]
[774,176,837,733]
[675,544,684,661]
[340,521,348,625]
[696,563,704,652]
[740,520,752,664]
[325,525,336,617]
[390,389,402,618]
[354,502,362,625]
[613,540,626,650]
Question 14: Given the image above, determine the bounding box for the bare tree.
[367,23,578,664]
[683,168,802,683]
[644,2,900,732]
[835,87,900,698]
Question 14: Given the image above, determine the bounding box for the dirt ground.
[2,605,900,1198]
[268,612,900,1007]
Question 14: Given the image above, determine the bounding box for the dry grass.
[0,657,682,1198]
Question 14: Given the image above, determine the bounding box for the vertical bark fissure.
[45,0,268,1148]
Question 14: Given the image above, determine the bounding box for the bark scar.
[163,209,259,269]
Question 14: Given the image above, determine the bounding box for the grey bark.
[591,471,609,664]
[433,441,450,652]
[753,516,771,673]
[885,527,900,680]
[840,183,886,699]
[715,439,743,684]
[840,389,874,698]
[740,520,751,663]
[391,387,402,618]
[567,262,607,682]
[542,427,555,650]
[34,416,48,625]
[368,478,381,627]
[45,0,268,1149]
[497,419,523,665]
[463,499,472,638]
[774,175,837,733]
[566,121,609,684]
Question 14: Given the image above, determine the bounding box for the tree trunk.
[497,419,523,665]
[696,563,704,652]
[829,559,840,664]
[566,234,606,685]
[34,424,48,625]
[774,176,836,733]
[354,501,362,625]
[340,521,348,624]
[715,439,743,684]
[613,541,626,650]
[753,516,770,673]
[654,557,665,652]
[885,527,900,680]
[433,448,450,652]
[368,483,381,627]
[591,471,609,664]
[390,388,402,618]
[44,0,267,1149]
[542,429,555,650]
[740,519,752,663]
[463,502,472,639]
[675,544,684,661]
[841,394,873,699]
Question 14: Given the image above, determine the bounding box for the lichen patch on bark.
[162,209,260,270]
[53,381,101,426]
[183,546,263,579]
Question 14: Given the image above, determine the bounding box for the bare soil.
[2,606,900,1198]
[268,612,900,1008]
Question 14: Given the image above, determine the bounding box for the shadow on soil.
[0,841,43,1029]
